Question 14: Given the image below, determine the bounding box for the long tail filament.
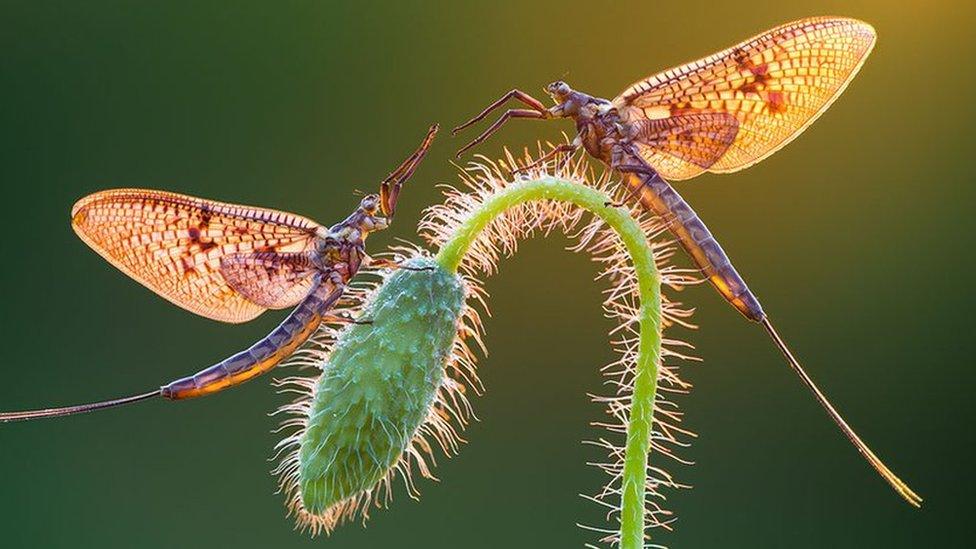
[0,389,160,422]
[760,316,922,507]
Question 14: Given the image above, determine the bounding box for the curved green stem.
[435,177,661,549]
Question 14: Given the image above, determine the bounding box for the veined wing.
[219,251,318,309]
[71,189,323,323]
[628,111,740,180]
[614,17,876,180]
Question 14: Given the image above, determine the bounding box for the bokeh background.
[1,1,972,547]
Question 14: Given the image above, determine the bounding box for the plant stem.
[434,177,661,548]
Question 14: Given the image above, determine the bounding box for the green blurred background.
[1,1,972,547]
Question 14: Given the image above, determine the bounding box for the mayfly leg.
[366,254,437,272]
[452,89,553,158]
[451,89,550,135]
[380,124,439,217]
[455,109,549,158]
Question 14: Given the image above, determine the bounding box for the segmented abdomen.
[160,276,343,400]
[620,170,764,322]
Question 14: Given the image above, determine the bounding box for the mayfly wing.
[219,251,318,309]
[614,16,876,180]
[71,189,324,323]
[625,111,740,179]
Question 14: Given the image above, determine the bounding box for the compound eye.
[361,194,380,212]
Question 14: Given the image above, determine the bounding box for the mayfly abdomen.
[621,170,764,322]
[161,278,342,400]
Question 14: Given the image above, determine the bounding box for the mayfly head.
[545,80,572,102]
[544,80,593,118]
[354,193,390,234]
[323,194,389,246]
[358,193,381,215]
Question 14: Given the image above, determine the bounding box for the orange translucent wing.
[614,17,876,180]
[629,112,740,180]
[71,189,322,323]
[219,251,317,309]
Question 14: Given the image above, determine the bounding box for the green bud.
[297,257,464,517]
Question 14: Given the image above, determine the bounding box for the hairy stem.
[435,177,661,548]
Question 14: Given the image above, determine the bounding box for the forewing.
[219,251,317,309]
[71,189,323,323]
[614,17,876,179]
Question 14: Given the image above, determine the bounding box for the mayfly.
[0,124,438,421]
[453,17,921,506]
